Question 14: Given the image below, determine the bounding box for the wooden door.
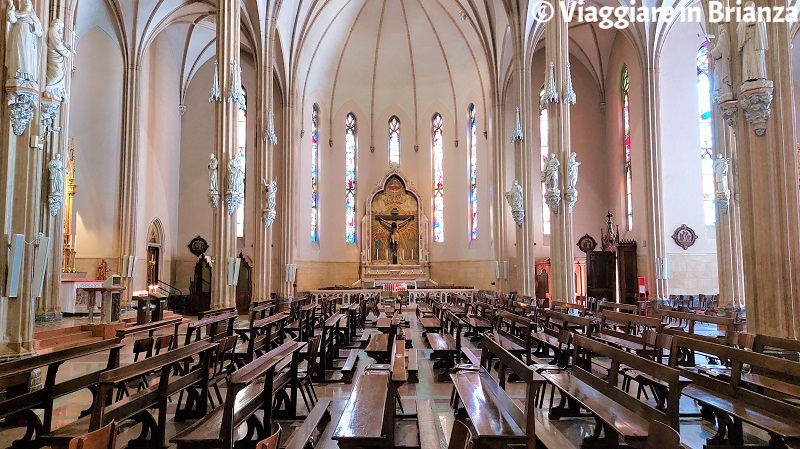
[586,251,617,302]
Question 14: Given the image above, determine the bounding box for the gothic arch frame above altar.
[360,165,431,287]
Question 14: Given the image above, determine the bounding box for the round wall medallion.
[576,234,598,254]
[671,224,698,250]
[188,235,209,257]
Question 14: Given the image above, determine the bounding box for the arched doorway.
[146,219,164,286]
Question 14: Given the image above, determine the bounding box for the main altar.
[360,166,430,287]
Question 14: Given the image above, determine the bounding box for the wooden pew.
[669,335,800,449]
[197,306,236,319]
[426,311,464,382]
[283,399,332,449]
[40,340,217,448]
[593,310,662,352]
[531,310,591,359]
[419,300,444,336]
[286,303,316,342]
[171,340,307,449]
[183,311,238,346]
[316,312,358,383]
[235,312,289,366]
[332,339,407,448]
[115,316,183,348]
[0,339,124,448]
[655,309,737,341]
[551,300,586,316]
[365,314,400,364]
[492,310,533,365]
[543,334,684,448]
[461,301,493,340]
[450,332,545,448]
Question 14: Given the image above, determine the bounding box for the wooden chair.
[255,424,282,449]
[68,421,118,449]
[645,420,680,449]
[448,420,473,449]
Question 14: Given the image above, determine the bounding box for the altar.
[360,167,431,286]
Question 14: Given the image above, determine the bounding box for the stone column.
[39,1,76,322]
[511,75,537,296]
[0,0,51,356]
[705,18,746,310]
[730,0,800,337]
[543,0,575,303]
[209,0,241,309]
[252,38,274,301]
[117,63,141,307]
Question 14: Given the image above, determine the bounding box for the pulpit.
[81,286,124,324]
[134,291,167,324]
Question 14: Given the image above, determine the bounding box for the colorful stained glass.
[698,43,716,226]
[345,113,357,243]
[311,105,319,242]
[389,116,400,164]
[539,87,550,236]
[622,66,633,231]
[469,105,478,240]
[236,88,247,238]
[432,113,444,243]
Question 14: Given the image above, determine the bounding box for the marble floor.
[0,308,773,448]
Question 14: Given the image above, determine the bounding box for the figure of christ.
[376,213,415,264]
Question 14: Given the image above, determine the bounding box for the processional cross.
[375,208,414,264]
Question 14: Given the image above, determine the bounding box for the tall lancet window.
[621,66,633,231]
[345,113,357,243]
[697,42,716,226]
[389,116,401,165]
[311,104,320,242]
[432,113,445,243]
[468,105,478,240]
[236,88,247,238]
[539,87,551,236]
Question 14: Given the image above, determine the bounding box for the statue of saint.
[5,0,43,86]
[505,180,524,211]
[713,154,729,193]
[228,157,244,195]
[48,154,65,196]
[709,24,732,102]
[96,259,108,280]
[542,153,560,191]
[44,19,72,100]
[208,153,219,193]
[737,4,769,83]
[567,153,580,192]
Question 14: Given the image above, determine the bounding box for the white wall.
[71,27,123,267]
[659,19,719,294]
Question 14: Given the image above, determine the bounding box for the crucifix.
[375,208,414,264]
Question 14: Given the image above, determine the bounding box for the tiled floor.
[0,309,773,448]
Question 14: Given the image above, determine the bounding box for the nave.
[1,293,798,449]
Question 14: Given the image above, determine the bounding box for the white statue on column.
[262,178,277,228]
[226,156,245,214]
[44,19,72,101]
[737,4,769,83]
[542,153,560,191]
[5,0,43,88]
[48,154,65,215]
[713,154,731,212]
[208,154,219,193]
[505,180,525,227]
[713,154,729,193]
[709,24,732,103]
[565,153,580,211]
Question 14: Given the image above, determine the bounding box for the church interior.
[1,0,800,448]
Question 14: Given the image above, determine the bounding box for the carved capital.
[48,193,63,216]
[544,188,561,214]
[565,188,578,212]
[6,88,38,136]
[716,189,731,213]
[226,191,243,215]
[511,210,525,227]
[209,192,220,209]
[739,81,774,136]
[718,100,739,129]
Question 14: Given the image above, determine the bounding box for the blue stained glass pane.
[345,113,357,243]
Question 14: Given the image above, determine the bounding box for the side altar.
[360,167,430,287]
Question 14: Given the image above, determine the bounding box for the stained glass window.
[697,43,716,226]
[432,113,444,243]
[345,113,357,243]
[236,88,247,238]
[622,66,633,231]
[540,87,550,236]
[468,105,478,240]
[389,116,401,165]
[311,104,319,242]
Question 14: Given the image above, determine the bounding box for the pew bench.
[197,306,236,319]
[235,312,289,366]
[0,339,124,448]
[115,316,183,348]
[426,311,463,382]
[670,335,800,449]
[543,334,684,448]
[332,371,393,448]
[492,310,533,364]
[171,340,307,449]
[40,340,217,448]
[451,333,544,449]
[283,399,332,449]
[183,311,238,346]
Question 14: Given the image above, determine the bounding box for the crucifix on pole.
[375,208,414,264]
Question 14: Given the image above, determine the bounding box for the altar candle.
[401,249,405,260]
[376,249,379,259]
[385,249,388,259]
[412,249,415,259]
